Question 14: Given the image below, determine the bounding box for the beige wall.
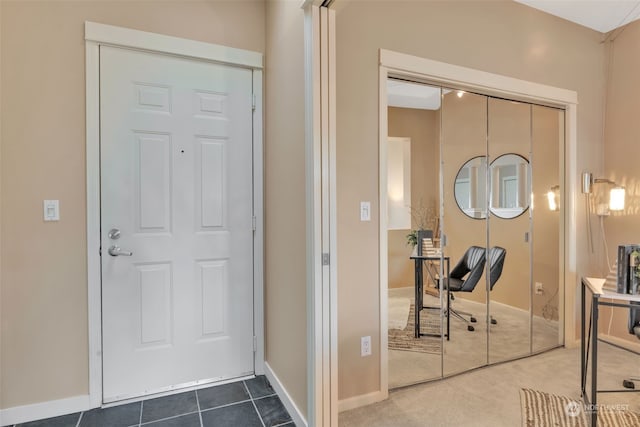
[264,0,307,418]
[336,0,605,401]
[602,20,640,346]
[387,107,438,289]
[0,0,265,409]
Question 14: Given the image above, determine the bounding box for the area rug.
[520,388,640,427]
[388,297,411,330]
[388,303,441,354]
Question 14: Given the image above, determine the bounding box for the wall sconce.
[547,185,560,211]
[581,172,626,213]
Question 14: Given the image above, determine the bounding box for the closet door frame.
[378,49,577,396]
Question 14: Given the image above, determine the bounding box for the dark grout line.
[252,392,277,401]
[139,410,200,426]
[194,389,204,427]
[243,381,266,427]
[199,397,254,414]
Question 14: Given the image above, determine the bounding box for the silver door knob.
[108,228,121,240]
[108,245,133,257]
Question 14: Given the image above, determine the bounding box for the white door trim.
[303,3,338,426]
[378,49,578,397]
[85,22,264,408]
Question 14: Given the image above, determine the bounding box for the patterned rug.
[520,388,640,427]
[388,303,441,354]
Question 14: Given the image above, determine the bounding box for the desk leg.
[581,281,586,397]
[446,258,450,341]
[591,294,599,427]
[415,259,422,338]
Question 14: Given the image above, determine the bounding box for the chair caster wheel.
[470,317,477,323]
[491,318,497,325]
[467,325,474,331]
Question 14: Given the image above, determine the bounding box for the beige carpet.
[388,303,441,354]
[520,388,640,427]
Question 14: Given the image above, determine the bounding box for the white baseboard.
[598,333,640,353]
[264,362,307,427]
[0,394,92,426]
[338,390,387,413]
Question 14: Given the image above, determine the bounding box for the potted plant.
[406,199,438,247]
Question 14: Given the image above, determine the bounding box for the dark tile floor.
[13,376,295,427]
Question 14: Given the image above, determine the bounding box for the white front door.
[100,46,255,402]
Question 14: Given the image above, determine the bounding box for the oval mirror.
[454,156,488,219]
[489,153,530,219]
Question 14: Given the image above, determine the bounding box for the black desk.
[581,277,640,427]
[410,252,450,340]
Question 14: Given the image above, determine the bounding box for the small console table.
[580,277,640,427]
[410,251,450,340]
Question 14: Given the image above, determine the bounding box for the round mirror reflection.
[489,153,530,219]
[454,156,488,219]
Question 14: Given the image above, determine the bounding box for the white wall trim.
[85,22,262,69]
[0,395,91,427]
[378,67,391,400]
[85,39,103,409]
[85,22,265,408]
[378,48,578,401]
[264,362,308,427]
[303,4,338,425]
[380,49,577,106]
[253,70,266,375]
[337,390,386,413]
[328,7,339,427]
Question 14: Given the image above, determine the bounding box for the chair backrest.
[629,301,640,339]
[450,246,486,292]
[488,246,507,290]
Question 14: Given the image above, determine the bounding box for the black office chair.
[623,302,640,389]
[485,246,507,325]
[444,246,486,331]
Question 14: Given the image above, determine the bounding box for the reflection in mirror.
[442,89,488,377]
[531,105,563,353]
[490,153,530,219]
[454,156,487,219]
[386,79,443,388]
[487,97,531,364]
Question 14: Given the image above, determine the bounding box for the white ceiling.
[515,0,640,33]
[387,80,443,110]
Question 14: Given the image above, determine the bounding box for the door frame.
[378,49,578,395]
[85,22,264,407]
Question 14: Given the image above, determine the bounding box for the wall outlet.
[535,282,544,295]
[361,336,372,357]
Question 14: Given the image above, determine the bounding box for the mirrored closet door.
[385,78,564,389]
[441,90,489,376]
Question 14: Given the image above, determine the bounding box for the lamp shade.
[609,186,625,211]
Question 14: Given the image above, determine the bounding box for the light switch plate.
[360,201,371,221]
[43,200,60,221]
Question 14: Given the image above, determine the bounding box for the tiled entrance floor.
[13,376,294,427]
